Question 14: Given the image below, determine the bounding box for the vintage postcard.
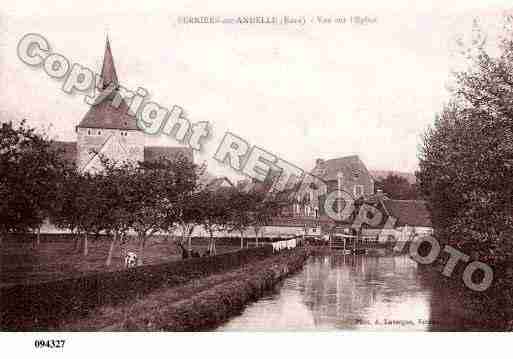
[0,0,512,356]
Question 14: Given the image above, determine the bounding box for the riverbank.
[61,249,308,331]
[306,243,409,256]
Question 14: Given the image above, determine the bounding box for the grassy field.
[60,249,307,331]
[1,236,241,288]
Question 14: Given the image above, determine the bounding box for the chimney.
[316,158,324,166]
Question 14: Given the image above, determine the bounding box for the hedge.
[0,246,273,331]
[117,250,308,331]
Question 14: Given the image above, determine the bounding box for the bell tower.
[76,36,144,172]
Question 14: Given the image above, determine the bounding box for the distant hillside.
[369,170,417,184]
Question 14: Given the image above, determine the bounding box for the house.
[296,155,374,219]
[311,155,374,198]
[379,199,433,240]
[361,199,433,242]
[51,37,192,171]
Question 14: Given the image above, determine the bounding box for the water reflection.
[219,254,438,331]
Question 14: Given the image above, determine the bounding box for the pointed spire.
[100,35,119,89]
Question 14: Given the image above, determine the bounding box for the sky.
[1,0,511,179]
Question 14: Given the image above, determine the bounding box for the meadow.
[1,235,244,288]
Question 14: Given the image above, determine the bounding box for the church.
[52,38,192,171]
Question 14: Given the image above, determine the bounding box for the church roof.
[77,37,140,131]
[100,37,118,88]
[78,91,139,130]
[144,146,194,163]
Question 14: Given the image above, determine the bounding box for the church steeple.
[100,36,119,89]
[77,35,138,131]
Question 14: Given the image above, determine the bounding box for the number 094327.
[34,339,65,349]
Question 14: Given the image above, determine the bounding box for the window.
[354,185,364,198]
[97,130,101,135]
[87,130,91,135]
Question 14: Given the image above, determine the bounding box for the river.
[218,253,484,331]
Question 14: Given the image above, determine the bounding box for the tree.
[195,188,230,255]
[226,188,253,249]
[0,120,66,246]
[97,161,135,266]
[417,18,513,259]
[51,169,101,256]
[375,174,418,200]
[126,163,166,263]
[158,155,201,255]
[248,187,288,247]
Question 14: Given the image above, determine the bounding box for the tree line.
[417,19,513,262]
[0,120,286,265]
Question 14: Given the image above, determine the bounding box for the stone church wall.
[77,127,144,170]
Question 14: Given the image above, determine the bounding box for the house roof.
[381,200,432,227]
[50,141,77,166]
[77,38,140,131]
[144,146,194,163]
[311,155,371,182]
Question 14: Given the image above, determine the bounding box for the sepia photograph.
[0,0,512,356]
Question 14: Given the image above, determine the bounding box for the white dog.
[124,251,138,268]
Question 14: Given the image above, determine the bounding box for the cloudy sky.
[1,0,511,178]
